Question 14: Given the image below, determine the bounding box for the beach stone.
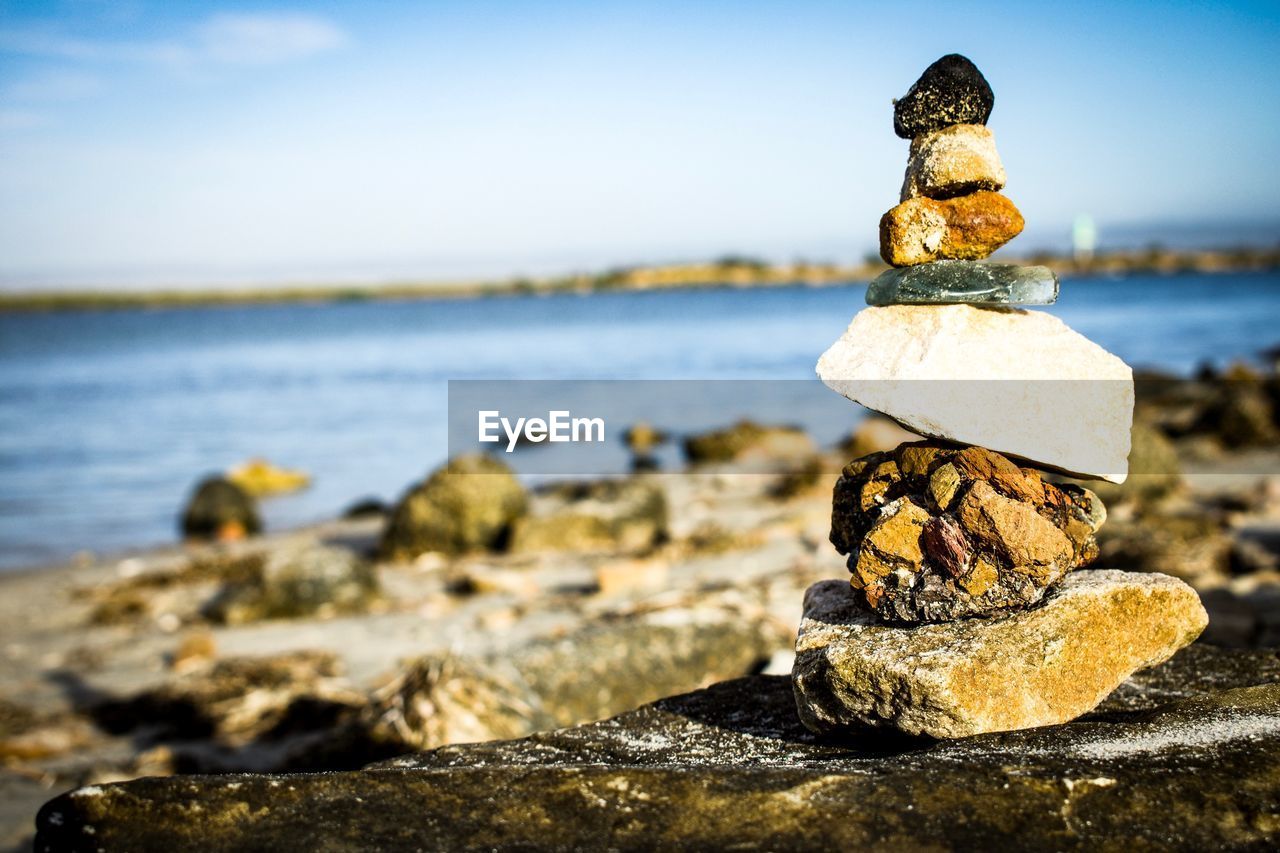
[180,476,261,541]
[622,422,668,455]
[901,123,1006,200]
[35,645,1280,851]
[508,478,668,554]
[91,650,362,744]
[365,589,781,752]
[816,304,1134,482]
[203,543,378,624]
[893,53,994,139]
[683,419,816,468]
[831,441,1104,621]
[866,260,1057,306]
[880,191,1024,266]
[379,454,527,559]
[225,457,310,497]
[1088,421,1183,507]
[793,572,1207,738]
[836,414,918,458]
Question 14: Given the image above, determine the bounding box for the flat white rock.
[816,304,1133,482]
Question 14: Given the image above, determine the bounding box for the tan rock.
[837,415,917,459]
[595,558,670,597]
[879,191,1024,266]
[792,571,1207,738]
[928,463,961,510]
[956,480,1073,579]
[900,124,1006,201]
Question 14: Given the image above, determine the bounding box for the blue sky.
[0,0,1278,289]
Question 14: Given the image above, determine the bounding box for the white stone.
[816,304,1133,483]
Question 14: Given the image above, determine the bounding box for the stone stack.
[793,55,1208,739]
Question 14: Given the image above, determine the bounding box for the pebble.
[893,54,994,139]
[901,123,1006,201]
[879,190,1024,266]
[865,260,1058,306]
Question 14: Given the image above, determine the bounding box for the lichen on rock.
[792,572,1208,737]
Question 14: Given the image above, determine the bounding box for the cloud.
[0,12,347,68]
[3,71,102,102]
[0,109,48,130]
[0,30,184,63]
[196,13,347,65]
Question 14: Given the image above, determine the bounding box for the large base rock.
[816,304,1134,483]
[36,646,1280,851]
[793,572,1206,738]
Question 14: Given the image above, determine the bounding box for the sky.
[0,0,1278,290]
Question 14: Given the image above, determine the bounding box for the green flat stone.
[866,261,1059,306]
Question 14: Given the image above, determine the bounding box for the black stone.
[894,54,994,139]
[33,645,1280,851]
[180,476,261,540]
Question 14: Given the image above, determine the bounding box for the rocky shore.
[1,361,1279,849]
[1,245,1277,314]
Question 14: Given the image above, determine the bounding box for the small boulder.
[683,420,816,467]
[380,455,528,560]
[1088,421,1182,507]
[836,415,918,458]
[622,422,669,455]
[879,190,1024,266]
[204,543,378,624]
[180,476,261,542]
[792,571,1207,738]
[509,478,668,554]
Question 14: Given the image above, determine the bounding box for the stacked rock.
[791,55,1209,739]
[876,54,1053,303]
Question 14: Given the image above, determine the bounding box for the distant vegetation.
[1,244,1277,313]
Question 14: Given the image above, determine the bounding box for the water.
[1,271,1278,571]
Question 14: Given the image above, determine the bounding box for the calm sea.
[1,271,1278,571]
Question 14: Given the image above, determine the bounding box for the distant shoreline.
[2,245,1277,313]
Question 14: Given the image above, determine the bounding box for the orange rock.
[879,191,1024,267]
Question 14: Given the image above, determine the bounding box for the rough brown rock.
[879,190,1024,266]
[831,441,1104,622]
[900,124,1006,201]
[792,572,1208,738]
